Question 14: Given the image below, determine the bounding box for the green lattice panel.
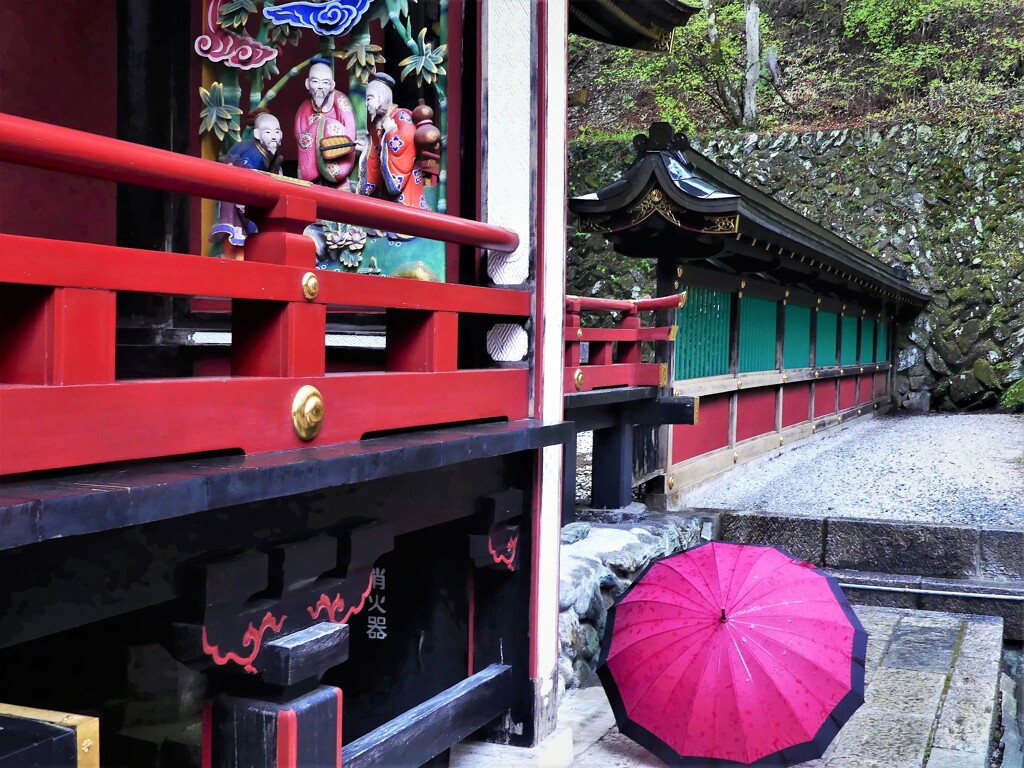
[783,304,812,369]
[876,321,890,363]
[862,317,876,363]
[738,295,778,373]
[841,314,859,366]
[676,285,731,379]
[816,311,838,367]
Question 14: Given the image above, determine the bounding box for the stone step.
[711,509,1024,639]
[559,606,1006,768]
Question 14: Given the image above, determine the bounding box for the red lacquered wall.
[781,382,811,428]
[813,380,837,417]
[736,388,776,442]
[839,378,857,410]
[673,394,730,463]
[873,372,888,399]
[0,1,118,245]
[857,375,868,404]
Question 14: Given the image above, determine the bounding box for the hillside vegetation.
[569,0,1024,139]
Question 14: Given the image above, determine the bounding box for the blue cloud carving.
[263,0,371,37]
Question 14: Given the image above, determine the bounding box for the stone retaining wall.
[557,507,706,694]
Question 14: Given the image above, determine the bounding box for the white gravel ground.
[683,413,1024,528]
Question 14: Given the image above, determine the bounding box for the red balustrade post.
[617,311,642,366]
[232,195,326,377]
[564,312,581,370]
[385,310,458,372]
[0,285,115,384]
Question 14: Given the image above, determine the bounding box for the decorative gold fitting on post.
[574,369,584,391]
[840,369,845,375]
[577,328,583,340]
[782,374,788,383]
[859,367,864,374]
[784,289,790,298]
[838,416,843,424]
[815,371,820,378]
[667,325,678,341]
[874,402,879,410]
[733,452,739,463]
[692,396,700,425]
[674,280,680,290]
[817,297,822,304]
[779,436,784,445]
[292,385,324,441]
[740,279,747,289]
[659,364,669,387]
[858,409,863,416]
[678,291,688,309]
[736,379,743,389]
[738,291,744,299]
[667,475,676,490]
[301,272,320,301]
[812,424,817,433]
[677,266,684,277]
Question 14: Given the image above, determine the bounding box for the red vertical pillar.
[385,310,458,372]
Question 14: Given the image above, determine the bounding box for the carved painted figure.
[209,110,284,257]
[294,59,357,188]
[357,73,429,211]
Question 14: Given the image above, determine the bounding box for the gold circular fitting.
[838,416,843,424]
[740,279,747,289]
[577,328,583,340]
[292,385,325,440]
[574,369,584,391]
[858,409,863,416]
[817,297,822,305]
[677,266,684,277]
[667,476,676,490]
[815,371,820,378]
[736,379,743,389]
[738,291,744,299]
[733,452,739,463]
[782,374,788,383]
[840,369,845,375]
[860,367,864,374]
[674,280,680,289]
[785,289,791,298]
[301,272,320,301]
[779,436,784,445]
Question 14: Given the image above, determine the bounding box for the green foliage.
[1001,379,1024,410]
[198,82,243,143]
[398,28,447,87]
[219,0,258,29]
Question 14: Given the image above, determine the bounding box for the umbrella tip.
[720,608,727,623]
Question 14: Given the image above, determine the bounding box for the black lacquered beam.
[342,664,512,768]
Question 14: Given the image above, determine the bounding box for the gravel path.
[683,413,1024,529]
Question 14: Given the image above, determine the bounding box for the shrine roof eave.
[568,0,700,51]
[568,123,929,307]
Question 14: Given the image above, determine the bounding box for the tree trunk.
[742,0,760,128]
[702,0,743,126]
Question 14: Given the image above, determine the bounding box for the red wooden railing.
[564,293,685,393]
[0,114,527,476]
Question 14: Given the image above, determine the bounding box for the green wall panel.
[876,321,890,363]
[783,304,812,369]
[816,311,838,367]
[738,295,778,373]
[841,314,859,366]
[676,285,731,379]
[862,317,876,363]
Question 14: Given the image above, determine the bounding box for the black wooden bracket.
[169,523,394,683]
[469,525,521,571]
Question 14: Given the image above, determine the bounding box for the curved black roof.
[568,0,700,51]
[569,122,929,307]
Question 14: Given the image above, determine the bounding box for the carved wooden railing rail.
[0,113,526,476]
[564,292,685,393]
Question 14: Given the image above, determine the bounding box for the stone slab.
[864,668,945,713]
[925,747,989,768]
[958,615,1005,658]
[918,576,1024,641]
[827,709,933,765]
[556,688,616,759]
[449,726,574,768]
[719,511,825,564]
[980,528,1024,580]
[881,617,962,673]
[825,519,979,577]
[830,569,922,609]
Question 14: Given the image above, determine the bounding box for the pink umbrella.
[597,541,866,766]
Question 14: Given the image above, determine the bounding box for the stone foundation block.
[719,511,825,564]
[980,527,1024,580]
[825,519,978,577]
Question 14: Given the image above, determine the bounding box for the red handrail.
[566,293,686,313]
[0,113,519,253]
